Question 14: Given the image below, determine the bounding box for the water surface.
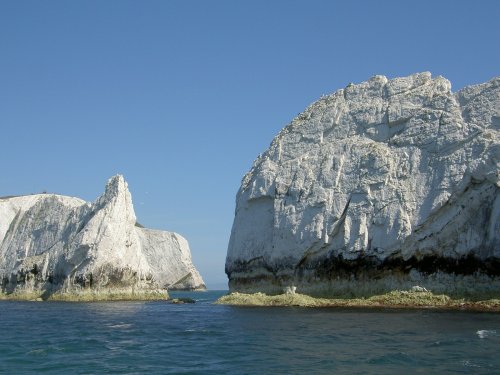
[0,291,499,374]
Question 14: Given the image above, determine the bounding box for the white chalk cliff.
[226,73,500,297]
[0,175,205,300]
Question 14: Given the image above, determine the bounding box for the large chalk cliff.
[0,175,205,300]
[226,73,500,297]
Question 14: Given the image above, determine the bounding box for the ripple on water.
[0,292,499,374]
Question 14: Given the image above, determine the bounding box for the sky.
[1,1,499,289]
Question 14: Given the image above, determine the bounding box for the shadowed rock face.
[226,73,500,298]
[0,175,205,300]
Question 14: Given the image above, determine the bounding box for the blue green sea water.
[0,290,499,374]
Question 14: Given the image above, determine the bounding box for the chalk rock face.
[226,73,500,297]
[0,175,205,300]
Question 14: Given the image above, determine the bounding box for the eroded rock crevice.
[226,73,500,297]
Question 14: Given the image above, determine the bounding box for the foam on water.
[476,330,497,339]
[107,323,133,329]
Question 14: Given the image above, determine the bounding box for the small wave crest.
[476,330,496,339]
[462,359,482,368]
[27,348,48,356]
[108,323,133,329]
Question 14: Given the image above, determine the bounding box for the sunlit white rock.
[226,73,500,297]
[0,175,205,299]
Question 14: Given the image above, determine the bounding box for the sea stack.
[226,73,500,298]
[0,175,205,300]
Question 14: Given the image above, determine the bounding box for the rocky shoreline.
[0,288,169,302]
[215,290,500,312]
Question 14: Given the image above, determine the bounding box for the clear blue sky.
[1,1,499,289]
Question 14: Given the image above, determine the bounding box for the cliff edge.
[0,175,205,300]
[226,72,500,298]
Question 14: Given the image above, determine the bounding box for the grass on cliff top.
[215,291,500,311]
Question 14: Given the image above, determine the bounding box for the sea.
[0,290,499,374]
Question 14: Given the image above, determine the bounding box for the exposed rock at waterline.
[170,297,196,304]
[215,291,500,311]
[226,73,500,298]
[0,175,205,300]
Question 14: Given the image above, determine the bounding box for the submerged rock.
[170,297,196,304]
[226,73,500,298]
[0,175,205,300]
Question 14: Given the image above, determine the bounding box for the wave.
[476,330,497,339]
